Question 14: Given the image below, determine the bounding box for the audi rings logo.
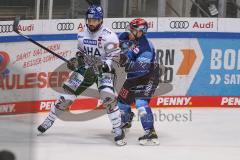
[0,24,13,33]
[170,21,189,29]
[112,21,129,29]
[57,23,75,31]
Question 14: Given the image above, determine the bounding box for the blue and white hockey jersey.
[119,32,156,78]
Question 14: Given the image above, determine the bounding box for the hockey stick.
[86,0,101,5]
[13,17,69,63]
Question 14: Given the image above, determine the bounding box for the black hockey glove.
[97,62,116,75]
[119,53,129,67]
[120,40,134,54]
[67,52,85,71]
[76,51,84,58]
[67,57,78,71]
[100,62,111,73]
[75,51,85,67]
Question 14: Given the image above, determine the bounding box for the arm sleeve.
[104,32,121,71]
[77,33,85,53]
[118,32,129,41]
[126,51,154,78]
[119,32,136,55]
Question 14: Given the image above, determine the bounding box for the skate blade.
[115,139,127,146]
[37,129,46,136]
[139,139,160,146]
[37,132,44,136]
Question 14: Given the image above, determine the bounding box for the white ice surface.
[0,108,240,160]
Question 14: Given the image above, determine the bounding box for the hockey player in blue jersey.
[118,18,160,145]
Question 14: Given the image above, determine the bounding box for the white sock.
[46,105,57,121]
[107,106,121,130]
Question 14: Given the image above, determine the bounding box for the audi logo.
[57,23,75,31]
[169,21,189,29]
[0,24,13,33]
[112,21,129,29]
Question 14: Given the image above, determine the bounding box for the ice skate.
[114,128,127,146]
[111,111,135,134]
[37,117,54,135]
[138,128,159,145]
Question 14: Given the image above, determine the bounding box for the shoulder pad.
[77,31,85,39]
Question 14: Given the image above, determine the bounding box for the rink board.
[0,18,240,115]
[0,96,240,115]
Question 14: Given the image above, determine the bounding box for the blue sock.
[117,101,131,124]
[136,99,154,131]
[140,107,154,131]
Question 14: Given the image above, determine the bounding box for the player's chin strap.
[133,33,139,40]
[129,29,140,41]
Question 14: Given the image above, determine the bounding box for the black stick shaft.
[13,17,69,63]
[18,32,68,62]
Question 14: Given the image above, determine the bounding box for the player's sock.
[138,106,154,130]
[137,106,159,145]
[121,111,134,129]
[118,102,134,129]
[107,106,127,146]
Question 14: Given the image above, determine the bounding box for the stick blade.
[13,17,20,33]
